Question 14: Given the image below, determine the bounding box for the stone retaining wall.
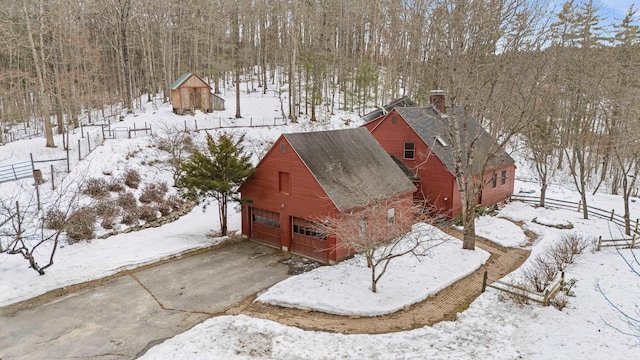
[97,201,197,239]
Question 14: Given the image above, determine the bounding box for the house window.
[404,141,415,160]
[280,143,286,153]
[359,217,368,237]
[491,172,497,188]
[279,172,290,194]
[501,170,507,186]
[387,208,395,226]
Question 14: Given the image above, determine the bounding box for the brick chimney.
[430,90,446,114]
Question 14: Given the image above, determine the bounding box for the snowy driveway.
[0,240,290,360]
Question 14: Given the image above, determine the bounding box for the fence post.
[15,201,20,235]
[631,235,636,249]
[66,146,70,173]
[596,236,602,251]
[80,122,84,138]
[543,290,549,306]
[51,164,55,190]
[145,122,148,134]
[194,120,198,131]
[78,139,81,160]
[610,209,615,221]
[87,132,91,152]
[635,219,638,234]
[577,200,582,212]
[482,271,488,292]
[184,119,187,132]
[101,124,105,140]
[30,154,41,211]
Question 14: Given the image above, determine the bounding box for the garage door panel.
[251,208,280,248]
[291,218,328,262]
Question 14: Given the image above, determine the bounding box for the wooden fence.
[181,116,287,132]
[596,236,637,251]
[482,270,565,306]
[511,194,640,249]
[99,121,153,139]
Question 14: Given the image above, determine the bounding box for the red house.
[362,95,515,218]
[239,128,416,263]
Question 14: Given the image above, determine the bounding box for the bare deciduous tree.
[150,124,195,186]
[316,195,447,293]
[0,179,83,275]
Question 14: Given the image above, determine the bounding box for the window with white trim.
[404,141,415,160]
[387,208,395,226]
[359,217,368,237]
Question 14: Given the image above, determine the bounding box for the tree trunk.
[120,0,133,113]
[219,195,228,237]
[235,69,241,118]
[22,0,54,148]
[462,208,476,250]
[233,5,241,119]
[540,182,547,208]
[371,266,378,293]
[622,173,631,236]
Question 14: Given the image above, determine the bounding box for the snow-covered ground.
[0,86,357,308]
[140,197,640,360]
[257,224,489,316]
[0,202,227,307]
[475,215,528,248]
[2,85,639,359]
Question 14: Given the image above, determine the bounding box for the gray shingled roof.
[284,128,416,212]
[361,96,415,123]
[395,106,515,175]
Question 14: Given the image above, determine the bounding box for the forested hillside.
[1,1,638,204]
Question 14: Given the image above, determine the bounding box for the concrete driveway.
[0,240,290,359]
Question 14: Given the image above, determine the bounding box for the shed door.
[190,89,201,109]
[250,208,280,248]
[291,217,328,262]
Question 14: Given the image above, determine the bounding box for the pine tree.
[177,132,254,236]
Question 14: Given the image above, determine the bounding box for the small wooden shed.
[170,73,224,114]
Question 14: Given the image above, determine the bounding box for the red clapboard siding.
[366,110,456,216]
[240,135,339,262]
[365,108,514,218]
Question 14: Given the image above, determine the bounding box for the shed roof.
[395,106,515,174]
[362,96,415,123]
[170,72,212,91]
[284,128,416,212]
[170,72,193,90]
